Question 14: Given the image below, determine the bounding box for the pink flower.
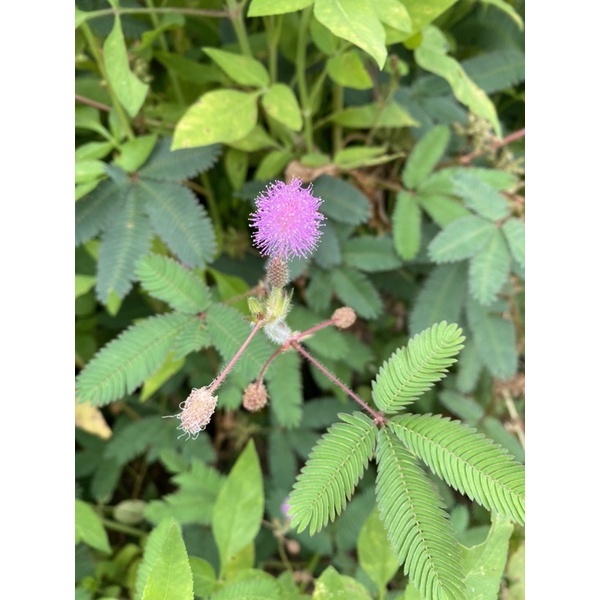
[249,179,325,260]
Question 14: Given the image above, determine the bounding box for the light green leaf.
[403,125,450,189]
[140,353,185,401]
[313,566,372,599]
[312,175,371,225]
[440,388,485,422]
[103,14,149,117]
[326,51,373,89]
[452,171,511,221]
[392,191,422,260]
[75,499,111,554]
[75,106,112,139]
[331,267,383,319]
[154,51,227,85]
[502,218,525,269]
[261,83,303,130]
[417,192,470,227]
[265,351,303,429]
[224,147,249,190]
[248,0,314,17]
[332,101,418,128]
[469,228,511,305]
[203,48,270,88]
[505,542,525,600]
[415,26,500,136]
[76,274,96,298]
[357,508,399,593]
[172,90,259,148]
[75,159,107,184]
[75,141,115,161]
[228,124,278,152]
[189,557,218,598]
[480,0,523,29]
[212,440,264,570]
[113,134,158,173]
[400,0,458,32]
[76,7,92,27]
[333,146,390,169]
[341,235,401,272]
[314,0,387,69]
[255,149,294,181]
[428,215,496,263]
[373,0,412,32]
[139,13,185,51]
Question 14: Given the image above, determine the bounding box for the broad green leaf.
[463,49,525,95]
[189,557,218,598]
[505,542,525,600]
[415,26,500,136]
[248,0,314,17]
[313,566,372,599]
[75,274,96,298]
[172,90,259,148]
[75,159,107,184]
[212,440,264,570]
[113,134,158,172]
[203,48,270,88]
[261,83,303,130]
[403,125,450,189]
[400,0,458,32]
[224,147,249,190]
[373,0,412,32]
[417,192,470,227]
[326,51,373,89]
[469,228,511,305]
[254,149,294,181]
[357,508,399,593]
[76,7,92,27]
[312,175,371,225]
[341,235,402,272]
[228,124,278,152]
[332,101,418,128]
[392,191,422,260]
[103,14,149,117]
[76,181,102,201]
[428,215,496,263]
[452,171,511,221]
[331,267,383,319]
[502,218,525,269]
[75,106,111,139]
[462,513,514,600]
[409,262,468,335]
[140,353,185,401]
[314,0,387,69]
[310,14,339,55]
[480,0,523,29]
[210,573,282,599]
[75,499,111,554]
[75,141,115,161]
[154,51,227,85]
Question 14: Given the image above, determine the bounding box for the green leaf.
[76,7,92,27]
[452,171,511,221]
[333,146,389,169]
[75,159,107,184]
[480,0,523,29]
[392,191,422,260]
[289,412,377,535]
[502,218,525,269]
[75,274,96,298]
[326,51,373,89]
[357,508,399,593]
[265,351,303,428]
[466,297,517,380]
[203,48,270,88]
[409,263,468,335]
[255,149,294,181]
[440,388,485,422]
[313,222,342,269]
[76,313,194,406]
[172,90,259,148]
[313,566,372,599]
[415,26,500,136]
[209,574,282,599]
[373,0,412,32]
[224,147,249,190]
[103,14,149,117]
[113,135,158,172]
[261,83,303,130]
[140,353,185,401]
[400,0,458,32]
[341,235,402,272]
[75,499,111,554]
[403,125,450,189]
[248,0,314,17]
[376,428,465,600]
[172,318,211,360]
[469,228,511,305]
[139,180,217,268]
[137,254,212,314]
[331,267,383,319]
[154,51,227,85]
[189,557,218,598]
[95,192,153,302]
[305,268,334,313]
[332,101,418,128]
[416,192,470,227]
[463,49,525,94]
[372,321,464,413]
[312,175,371,225]
[314,0,387,69]
[212,440,264,569]
[390,414,525,525]
[505,541,525,600]
[428,215,496,263]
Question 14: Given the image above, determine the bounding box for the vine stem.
[290,341,386,425]
[80,7,230,21]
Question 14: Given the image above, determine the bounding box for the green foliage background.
[75,1,524,598]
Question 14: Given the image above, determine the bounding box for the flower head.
[249,178,325,260]
[174,387,218,439]
[242,381,269,412]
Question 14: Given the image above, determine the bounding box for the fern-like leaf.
[376,428,465,600]
[76,313,194,406]
[372,322,465,414]
[389,414,525,525]
[137,253,212,314]
[289,412,377,535]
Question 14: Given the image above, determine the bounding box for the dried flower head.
[331,307,357,329]
[266,255,290,288]
[249,178,325,260]
[174,387,218,439]
[242,381,269,412]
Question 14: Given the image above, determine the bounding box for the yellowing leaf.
[75,400,112,439]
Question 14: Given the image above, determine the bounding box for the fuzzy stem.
[291,341,386,425]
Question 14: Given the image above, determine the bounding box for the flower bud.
[331,307,357,329]
[267,255,290,288]
[242,381,269,412]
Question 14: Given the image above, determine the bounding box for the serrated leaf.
[373,321,464,413]
[409,263,468,335]
[463,49,525,94]
[261,83,302,131]
[332,101,418,128]
[76,313,194,406]
[248,0,314,17]
[331,267,383,319]
[428,215,496,263]
[103,14,149,117]
[469,227,511,305]
[212,440,264,569]
[75,499,111,554]
[139,180,216,267]
[341,235,401,272]
[172,318,211,360]
[265,351,303,428]
[392,191,422,260]
[502,218,525,269]
[314,0,387,69]
[137,254,212,313]
[452,171,511,221]
[312,175,371,225]
[204,47,270,88]
[172,90,259,148]
[326,50,373,89]
[96,192,153,302]
[403,125,450,189]
[415,26,500,136]
[417,192,470,227]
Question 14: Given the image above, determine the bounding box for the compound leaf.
[502,217,525,269]
[392,191,422,260]
[312,175,371,225]
[403,125,450,190]
[331,266,383,319]
[452,171,511,222]
[469,227,511,305]
[428,215,496,263]
[265,351,303,429]
[341,235,402,272]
